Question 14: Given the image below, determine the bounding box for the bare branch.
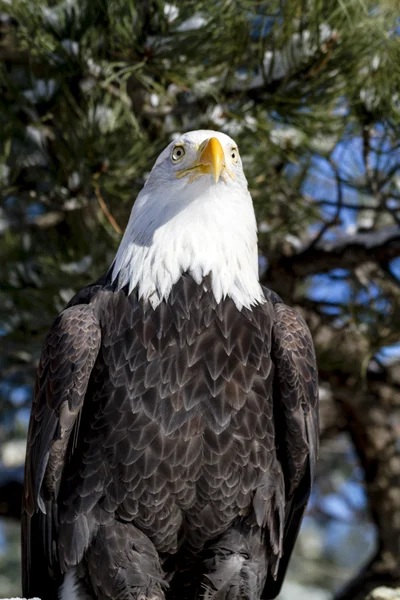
[264,226,400,297]
[93,183,123,235]
[302,311,400,600]
[308,162,343,249]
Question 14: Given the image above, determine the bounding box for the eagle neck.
[111,184,264,310]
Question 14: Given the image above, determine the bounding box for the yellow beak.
[199,137,224,183]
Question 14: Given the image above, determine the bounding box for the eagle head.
[112,130,264,310]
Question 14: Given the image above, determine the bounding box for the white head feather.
[112,130,264,310]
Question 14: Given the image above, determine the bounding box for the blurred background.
[0,1,399,599]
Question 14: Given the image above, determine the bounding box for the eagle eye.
[231,147,239,163]
[172,145,185,162]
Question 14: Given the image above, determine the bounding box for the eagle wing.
[263,302,319,599]
[22,303,101,599]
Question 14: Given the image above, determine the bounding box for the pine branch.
[264,226,400,297]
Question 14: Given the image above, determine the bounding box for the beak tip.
[200,137,224,184]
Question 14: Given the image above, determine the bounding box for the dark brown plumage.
[22,272,318,600]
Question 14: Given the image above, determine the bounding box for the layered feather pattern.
[22,274,318,600]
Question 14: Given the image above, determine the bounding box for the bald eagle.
[22,130,319,600]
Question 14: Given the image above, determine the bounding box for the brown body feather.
[22,273,318,600]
